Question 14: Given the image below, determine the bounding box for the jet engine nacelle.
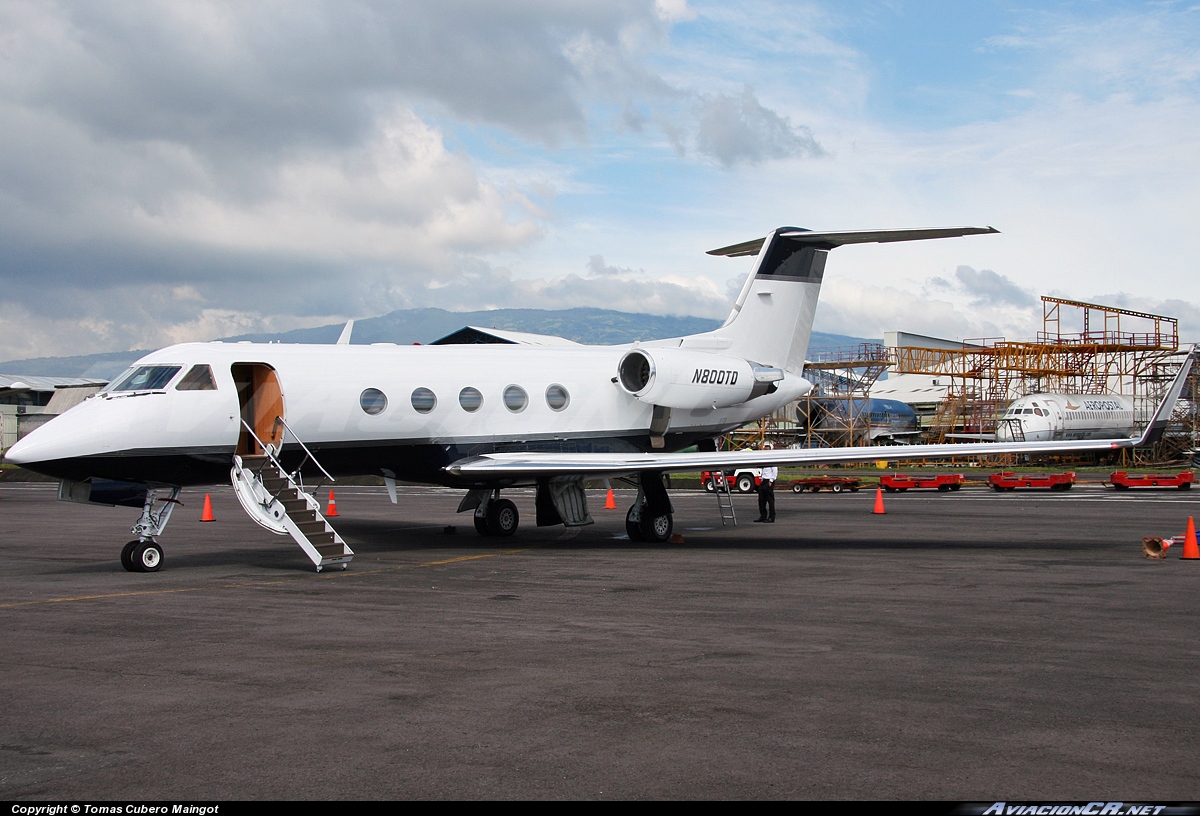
[617,348,783,410]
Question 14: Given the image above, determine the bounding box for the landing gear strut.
[625,471,674,543]
[122,486,180,572]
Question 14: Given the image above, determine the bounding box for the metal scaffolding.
[888,297,1186,462]
[721,344,892,451]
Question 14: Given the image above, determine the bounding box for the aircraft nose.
[2,404,102,474]
[3,424,69,467]
[2,434,32,465]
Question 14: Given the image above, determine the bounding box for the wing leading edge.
[446,348,1195,479]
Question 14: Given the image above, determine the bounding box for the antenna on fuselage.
[337,320,354,345]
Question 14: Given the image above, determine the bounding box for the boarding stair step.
[234,446,353,572]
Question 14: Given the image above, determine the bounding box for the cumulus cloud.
[949,266,1036,308]
[694,86,825,167]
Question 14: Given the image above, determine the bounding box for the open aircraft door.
[232,363,285,454]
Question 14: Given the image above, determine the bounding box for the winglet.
[1130,347,1195,447]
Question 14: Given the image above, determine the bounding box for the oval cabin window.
[459,387,483,412]
[411,388,437,414]
[503,385,528,413]
[545,384,570,411]
[360,388,388,415]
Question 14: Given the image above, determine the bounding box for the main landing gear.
[624,471,674,543]
[473,491,520,537]
[122,487,181,572]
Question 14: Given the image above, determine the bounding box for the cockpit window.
[108,365,182,392]
[176,365,218,391]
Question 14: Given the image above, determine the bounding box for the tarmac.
[1,481,1198,800]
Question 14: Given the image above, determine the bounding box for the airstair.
[231,419,353,572]
[711,473,737,526]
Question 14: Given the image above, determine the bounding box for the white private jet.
[5,226,1194,573]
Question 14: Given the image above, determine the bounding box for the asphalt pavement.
[1,481,1198,799]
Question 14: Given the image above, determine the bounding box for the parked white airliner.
[5,226,1194,573]
[995,393,1137,442]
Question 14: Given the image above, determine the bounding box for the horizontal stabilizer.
[707,226,1000,257]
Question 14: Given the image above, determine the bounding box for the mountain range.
[0,307,874,380]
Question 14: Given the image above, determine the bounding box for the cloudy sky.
[2,0,1198,359]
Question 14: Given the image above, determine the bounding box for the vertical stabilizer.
[695,226,999,375]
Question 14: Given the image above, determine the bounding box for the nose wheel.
[121,540,163,572]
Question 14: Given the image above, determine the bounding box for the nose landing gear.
[122,540,164,572]
[121,486,180,572]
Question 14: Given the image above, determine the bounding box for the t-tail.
[696,226,1000,374]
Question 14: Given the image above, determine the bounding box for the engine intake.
[616,348,782,410]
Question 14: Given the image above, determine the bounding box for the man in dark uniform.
[755,447,777,523]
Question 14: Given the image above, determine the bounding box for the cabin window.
[176,365,218,391]
[458,387,483,412]
[411,388,437,413]
[360,388,388,415]
[108,365,182,392]
[503,385,528,413]
[545,384,570,411]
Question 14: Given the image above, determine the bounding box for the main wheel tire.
[1180,482,1192,490]
[737,476,754,493]
[474,512,492,536]
[625,506,645,542]
[639,510,673,543]
[938,484,950,492]
[132,541,162,572]
[486,499,519,537]
[831,483,843,494]
[120,540,139,572]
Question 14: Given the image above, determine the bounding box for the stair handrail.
[238,418,335,506]
[270,415,336,489]
[238,419,294,506]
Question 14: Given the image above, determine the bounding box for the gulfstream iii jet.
[6,226,1194,573]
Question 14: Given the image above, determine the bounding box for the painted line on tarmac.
[0,546,545,610]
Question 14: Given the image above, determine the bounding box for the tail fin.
[695,226,999,374]
[1133,346,1196,446]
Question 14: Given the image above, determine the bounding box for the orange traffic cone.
[200,493,215,522]
[873,486,886,515]
[326,489,339,517]
[1182,516,1198,560]
[604,489,617,510]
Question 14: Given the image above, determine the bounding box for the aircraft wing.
[447,347,1195,479]
[446,436,1133,478]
